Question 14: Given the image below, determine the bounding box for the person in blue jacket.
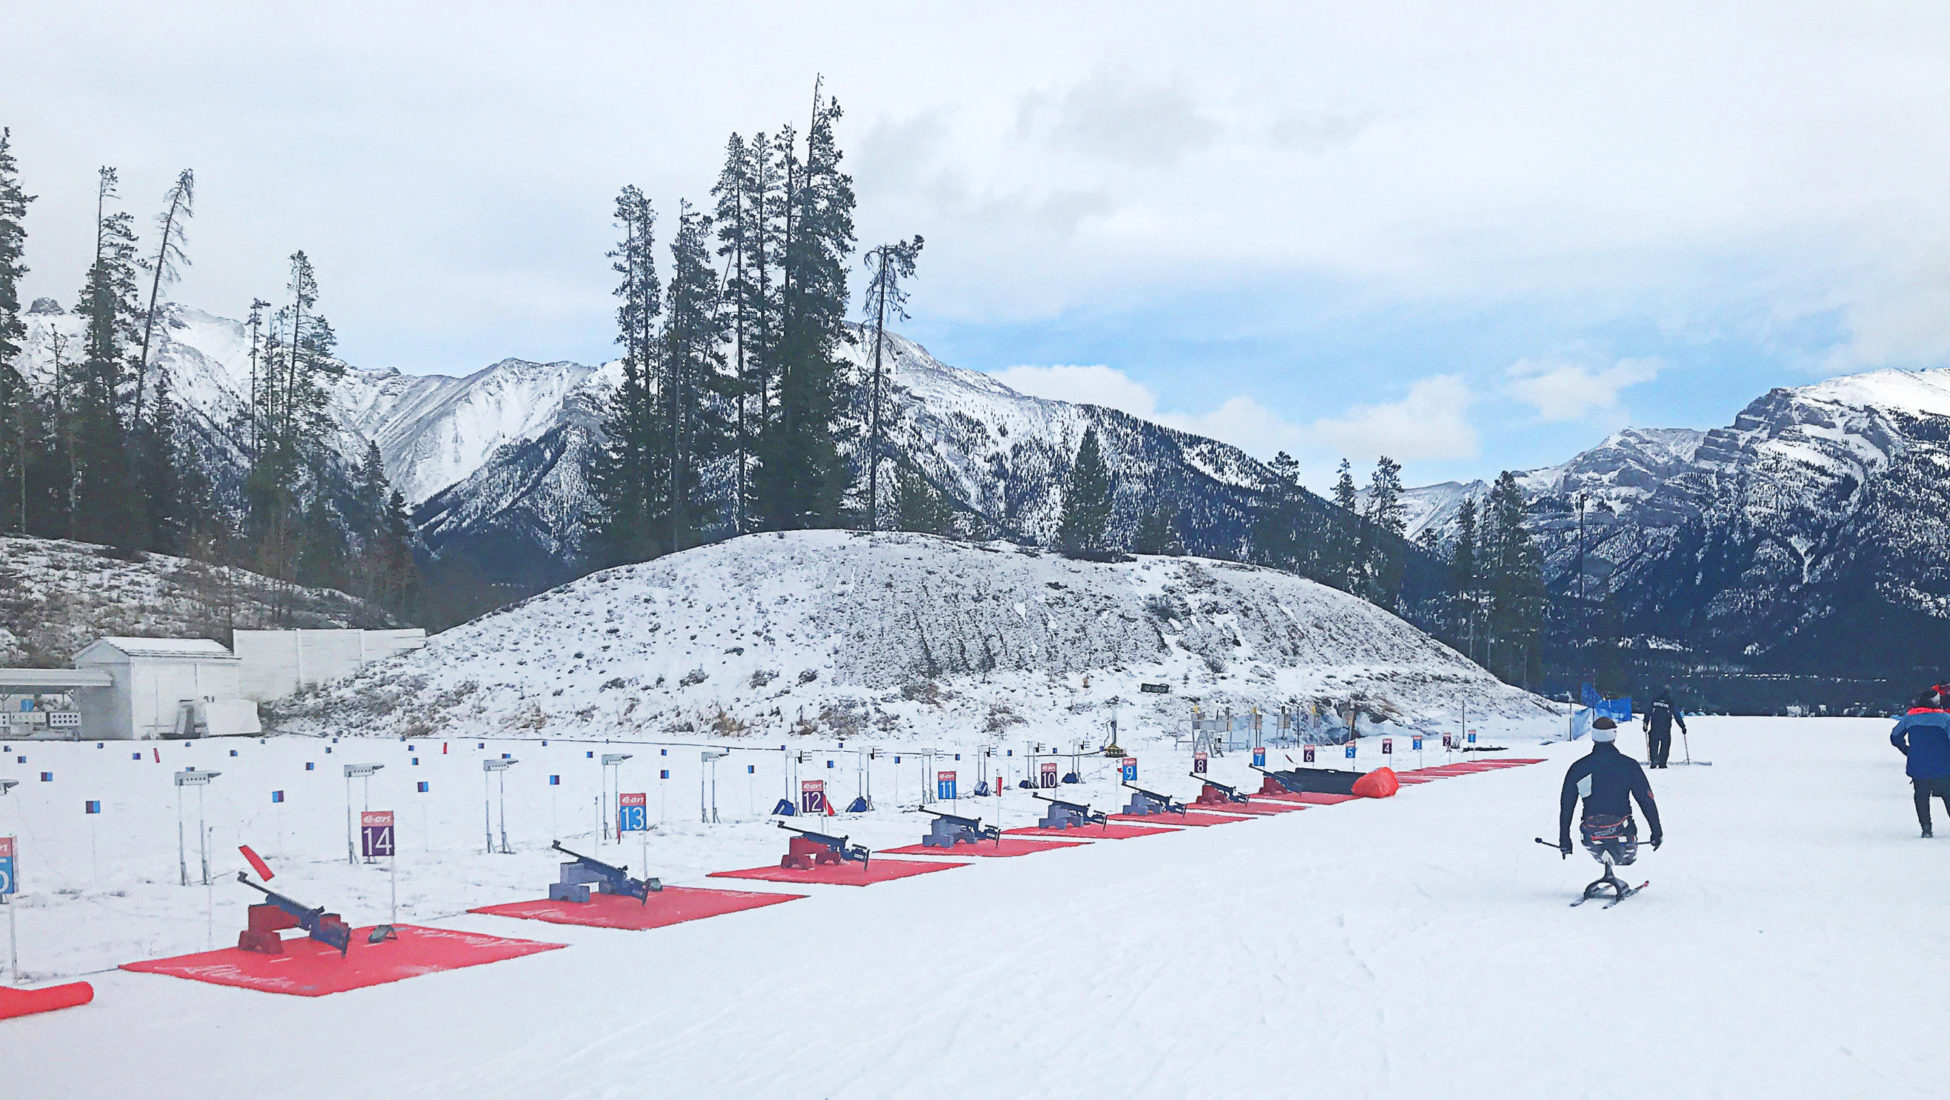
[1891,685,1950,838]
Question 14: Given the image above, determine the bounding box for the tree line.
[0,128,418,619]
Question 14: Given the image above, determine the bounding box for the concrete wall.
[233,629,427,702]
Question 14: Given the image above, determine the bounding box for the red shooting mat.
[470,886,803,930]
[120,925,563,997]
[708,858,964,887]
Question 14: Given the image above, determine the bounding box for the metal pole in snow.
[177,782,187,886]
[6,897,16,983]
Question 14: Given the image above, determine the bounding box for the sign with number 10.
[618,792,648,833]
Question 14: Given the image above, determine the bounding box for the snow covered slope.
[0,534,393,665]
[277,530,1554,742]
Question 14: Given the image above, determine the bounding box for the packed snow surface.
[3,717,1947,1096]
[278,530,1557,743]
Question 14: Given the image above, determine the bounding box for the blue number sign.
[618,793,648,833]
[1120,758,1138,782]
[0,836,14,896]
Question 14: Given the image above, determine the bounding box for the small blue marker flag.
[305,762,315,771]
[85,800,101,814]
[660,769,669,779]
[827,760,834,769]
[40,772,51,782]
[549,775,560,786]
[417,781,429,793]
[271,791,284,804]
[747,765,754,774]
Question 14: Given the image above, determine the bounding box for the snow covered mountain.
[274,530,1556,742]
[1410,372,1950,698]
[15,303,1347,593]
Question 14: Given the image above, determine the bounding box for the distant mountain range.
[1402,372,1950,708]
[20,298,1950,708]
[16,302,1358,593]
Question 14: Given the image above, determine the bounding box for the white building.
[232,628,426,702]
[71,638,260,740]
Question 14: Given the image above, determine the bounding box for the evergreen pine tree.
[138,367,184,553]
[588,186,665,564]
[1483,471,1546,686]
[0,127,34,533]
[1133,492,1183,556]
[1322,458,1359,589]
[246,251,344,583]
[712,134,757,533]
[68,166,142,547]
[1362,455,1407,605]
[1056,425,1115,553]
[754,87,856,531]
[894,464,955,536]
[134,168,193,426]
[661,199,729,551]
[1252,450,1312,571]
[860,235,922,530]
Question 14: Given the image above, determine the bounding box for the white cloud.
[1505,357,1662,423]
[992,364,1476,488]
[1308,375,1479,463]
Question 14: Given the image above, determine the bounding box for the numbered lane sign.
[800,780,827,815]
[1040,762,1059,788]
[1120,757,1138,782]
[1251,746,1266,767]
[1303,745,1316,763]
[0,835,14,896]
[1344,742,1357,760]
[1466,731,1478,745]
[1382,738,1393,756]
[618,792,648,833]
[1412,736,1423,752]
[936,771,958,800]
[360,812,395,859]
[1443,734,1455,749]
[1193,751,1209,775]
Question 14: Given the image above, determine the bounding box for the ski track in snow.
[2,717,1948,1095]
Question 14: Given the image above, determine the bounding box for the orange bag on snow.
[1351,767,1400,799]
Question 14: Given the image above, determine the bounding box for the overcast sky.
[9,2,1950,488]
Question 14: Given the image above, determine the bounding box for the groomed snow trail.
[8,717,1948,1097]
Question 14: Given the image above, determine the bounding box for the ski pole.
[1535,836,1568,859]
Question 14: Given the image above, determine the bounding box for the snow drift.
[278,531,1556,743]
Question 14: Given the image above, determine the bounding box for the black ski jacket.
[1559,742,1662,845]
[1643,700,1686,738]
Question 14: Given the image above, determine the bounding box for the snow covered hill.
[277,530,1555,742]
[0,534,394,665]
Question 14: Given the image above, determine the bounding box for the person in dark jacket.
[1890,685,1950,838]
[1559,717,1663,860]
[1641,693,1687,769]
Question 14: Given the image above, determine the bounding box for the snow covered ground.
[4,715,1948,1096]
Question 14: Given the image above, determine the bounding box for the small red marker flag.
[152,748,160,764]
[239,844,275,881]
